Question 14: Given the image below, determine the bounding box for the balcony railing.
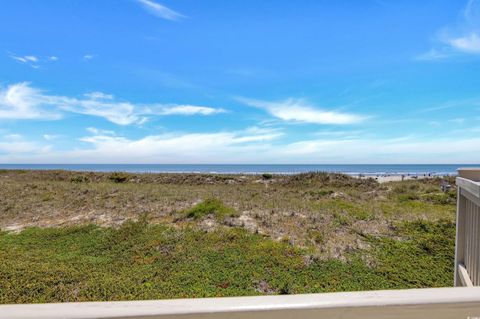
[455,168,480,287]
[2,168,480,319]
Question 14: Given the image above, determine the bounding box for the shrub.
[422,192,456,205]
[262,173,273,180]
[398,193,420,202]
[70,175,90,183]
[184,198,238,220]
[108,172,129,183]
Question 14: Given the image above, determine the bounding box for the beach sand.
[358,174,446,183]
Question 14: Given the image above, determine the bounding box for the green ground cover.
[0,217,454,303]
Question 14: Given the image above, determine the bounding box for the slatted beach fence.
[455,168,480,287]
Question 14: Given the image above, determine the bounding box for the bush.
[70,175,90,183]
[184,198,238,220]
[398,193,420,202]
[262,173,273,180]
[422,192,456,205]
[108,172,129,183]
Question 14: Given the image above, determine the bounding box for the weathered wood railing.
[455,168,480,287]
[2,168,480,318]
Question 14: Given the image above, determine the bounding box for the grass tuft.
[183,198,238,220]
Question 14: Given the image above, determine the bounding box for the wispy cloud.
[0,82,226,125]
[43,134,60,141]
[9,54,59,68]
[447,32,480,53]
[86,127,116,136]
[83,54,94,61]
[0,82,62,120]
[3,130,480,164]
[148,105,226,116]
[239,97,366,125]
[417,0,480,60]
[9,54,40,68]
[414,49,451,61]
[418,97,480,113]
[0,134,51,155]
[137,0,185,21]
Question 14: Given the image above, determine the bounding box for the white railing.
[1,287,480,319]
[455,168,480,287]
[2,168,480,318]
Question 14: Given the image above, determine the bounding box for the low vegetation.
[0,218,454,303]
[0,170,457,303]
[183,198,238,220]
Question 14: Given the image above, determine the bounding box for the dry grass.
[0,170,456,259]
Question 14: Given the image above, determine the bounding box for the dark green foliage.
[262,173,273,180]
[108,172,129,183]
[183,198,238,220]
[70,175,90,183]
[366,219,455,288]
[422,192,456,205]
[0,219,455,303]
[283,172,378,189]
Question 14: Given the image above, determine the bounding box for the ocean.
[0,164,478,176]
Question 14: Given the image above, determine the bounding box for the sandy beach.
[358,174,450,183]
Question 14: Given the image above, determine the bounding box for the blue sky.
[1,0,480,164]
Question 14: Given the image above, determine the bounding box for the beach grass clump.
[183,198,238,220]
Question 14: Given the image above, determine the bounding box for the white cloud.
[447,32,480,53]
[137,0,185,20]
[0,134,51,155]
[86,127,116,136]
[58,98,147,125]
[2,131,480,164]
[10,55,40,68]
[24,56,38,62]
[239,97,366,125]
[414,49,451,61]
[43,134,60,141]
[83,54,94,61]
[418,0,480,59]
[84,92,114,100]
[0,82,226,124]
[0,82,61,120]
[150,105,226,116]
[73,129,280,163]
[9,54,59,67]
[11,55,38,63]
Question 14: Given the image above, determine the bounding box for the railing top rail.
[457,169,480,201]
[458,168,480,182]
[1,287,480,319]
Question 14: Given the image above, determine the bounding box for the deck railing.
[2,168,480,318]
[1,287,480,319]
[455,168,480,287]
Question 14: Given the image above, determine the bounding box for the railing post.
[454,182,467,286]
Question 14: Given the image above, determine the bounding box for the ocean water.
[0,164,478,176]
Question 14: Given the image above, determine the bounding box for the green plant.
[262,173,273,180]
[70,175,90,183]
[184,198,238,220]
[108,172,129,183]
